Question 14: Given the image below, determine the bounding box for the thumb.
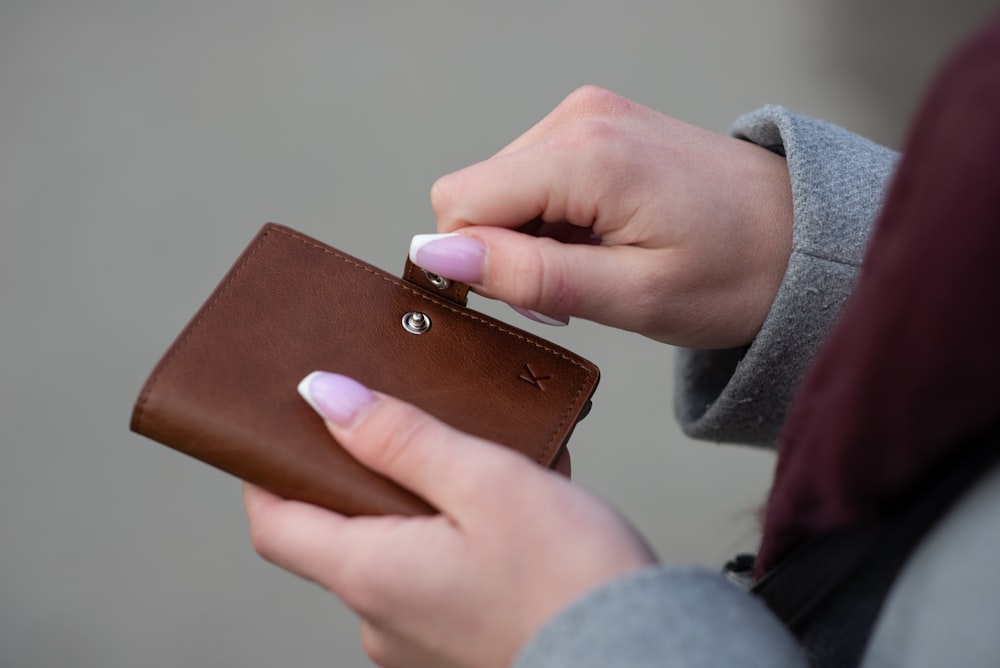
[297,371,530,517]
[411,226,664,330]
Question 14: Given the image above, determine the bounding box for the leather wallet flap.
[131,223,600,516]
[402,256,470,306]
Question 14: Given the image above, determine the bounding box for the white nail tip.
[409,233,460,263]
[297,371,324,415]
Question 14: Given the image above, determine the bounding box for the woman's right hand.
[413,85,793,349]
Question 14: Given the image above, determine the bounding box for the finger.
[244,482,450,617]
[432,143,606,234]
[456,226,676,333]
[483,226,646,317]
[297,372,534,518]
[432,87,653,233]
[243,482,352,583]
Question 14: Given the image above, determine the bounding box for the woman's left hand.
[244,371,656,668]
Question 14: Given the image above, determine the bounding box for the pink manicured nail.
[409,233,485,283]
[509,305,570,326]
[297,372,376,426]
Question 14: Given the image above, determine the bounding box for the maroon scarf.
[757,13,1000,575]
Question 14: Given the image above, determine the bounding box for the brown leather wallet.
[130,224,600,515]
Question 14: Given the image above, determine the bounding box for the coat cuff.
[674,106,899,446]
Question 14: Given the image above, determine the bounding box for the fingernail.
[297,371,376,427]
[509,305,570,326]
[409,233,485,283]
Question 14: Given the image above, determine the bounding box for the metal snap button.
[423,270,451,290]
[402,311,431,334]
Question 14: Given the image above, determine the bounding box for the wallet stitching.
[274,226,591,368]
[271,226,595,462]
[136,224,595,465]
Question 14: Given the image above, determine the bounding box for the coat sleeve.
[512,566,807,668]
[674,106,899,447]
[513,109,900,668]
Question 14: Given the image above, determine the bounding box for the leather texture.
[131,223,600,516]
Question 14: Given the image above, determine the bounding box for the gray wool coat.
[513,106,1000,668]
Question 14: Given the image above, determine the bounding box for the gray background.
[1,1,995,666]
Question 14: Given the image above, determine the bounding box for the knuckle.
[533,238,579,314]
[247,515,282,564]
[560,84,631,117]
[247,522,269,557]
[509,242,547,307]
[354,401,437,472]
[429,174,455,218]
[504,240,552,309]
[502,236,580,315]
[360,623,394,667]
[339,574,384,619]
[547,118,621,155]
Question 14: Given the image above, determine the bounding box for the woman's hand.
[414,85,793,349]
[244,372,656,668]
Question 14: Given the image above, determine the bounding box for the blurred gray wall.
[1,1,995,666]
